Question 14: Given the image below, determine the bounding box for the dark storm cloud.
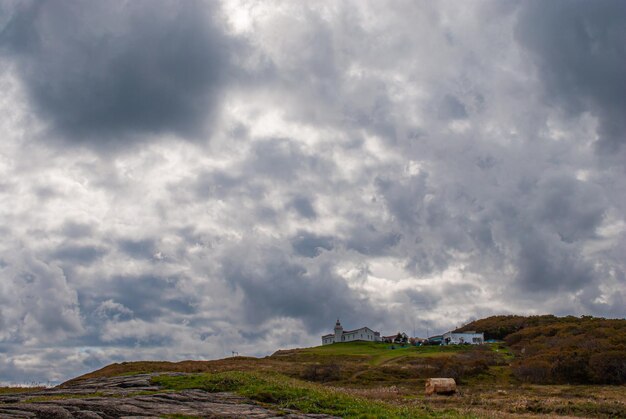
[515,231,594,293]
[367,146,607,293]
[93,300,134,323]
[102,274,196,320]
[51,244,107,265]
[438,94,468,120]
[375,174,428,227]
[189,138,332,205]
[0,250,83,344]
[118,238,156,260]
[399,283,481,312]
[291,231,333,258]
[345,223,401,257]
[73,273,197,332]
[515,0,626,152]
[579,278,626,319]
[371,172,474,274]
[529,175,606,243]
[0,0,235,148]
[289,196,317,220]
[59,221,94,239]
[1,0,625,385]
[222,247,381,332]
[400,288,441,310]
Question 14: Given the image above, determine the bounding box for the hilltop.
[456,315,626,384]
[1,315,625,418]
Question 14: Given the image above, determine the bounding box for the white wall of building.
[321,322,381,345]
[339,327,379,343]
[442,331,484,345]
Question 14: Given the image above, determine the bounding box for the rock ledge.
[0,373,337,418]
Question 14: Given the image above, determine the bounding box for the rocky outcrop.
[0,374,336,418]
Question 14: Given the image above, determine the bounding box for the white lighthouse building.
[321,319,381,345]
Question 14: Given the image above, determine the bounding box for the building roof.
[342,326,378,334]
[322,324,380,339]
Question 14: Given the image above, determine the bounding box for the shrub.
[512,358,552,383]
[588,351,626,384]
[300,362,341,383]
[497,316,626,384]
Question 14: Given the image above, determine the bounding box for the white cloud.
[0,0,623,383]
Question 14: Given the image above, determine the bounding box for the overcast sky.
[0,0,625,384]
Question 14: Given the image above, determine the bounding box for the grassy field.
[152,371,465,418]
[281,341,471,365]
[63,341,626,418]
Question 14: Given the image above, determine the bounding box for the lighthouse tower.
[334,319,343,343]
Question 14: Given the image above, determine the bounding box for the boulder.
[425,378,456,396]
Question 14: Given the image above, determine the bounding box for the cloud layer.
[0,0,624,384]
[1,0,235,149]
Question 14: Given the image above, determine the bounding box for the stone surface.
[0,374,337,418]
[425,377,457,396]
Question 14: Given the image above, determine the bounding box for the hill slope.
[456,315,626,384]
[8,314,622,418]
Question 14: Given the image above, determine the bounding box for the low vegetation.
[152,371,459,418]
[60,314,626,418]
[458,315,626,384]
[23,392,107,402]
[0,387,45,395]
[455,315,563,340]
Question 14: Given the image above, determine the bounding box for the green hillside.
[57,315,626,418]
[274,340,473,365]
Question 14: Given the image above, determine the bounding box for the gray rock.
[0,374,338,418]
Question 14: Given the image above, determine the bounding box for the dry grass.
[61,343,626,418]
[61,357,286,387]
[330,383,626,418]
[0,387,46,395]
